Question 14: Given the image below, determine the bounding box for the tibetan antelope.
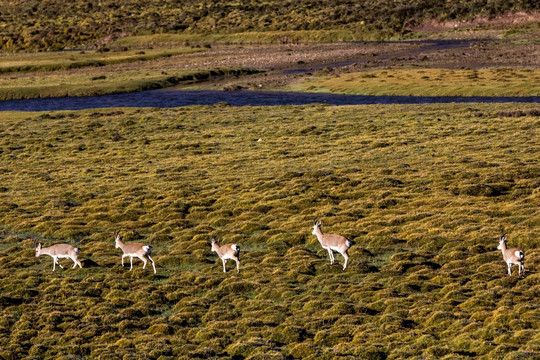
[312,219,353,270]
[497,233,525,277]
[34,240,82,271]
[211,237,240,273]
[114,231,156,274]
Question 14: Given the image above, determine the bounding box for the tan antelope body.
[35,243,82,271]
[497,234,524,276]
[115,231,156,274]
[211,238,240,273]
[312,219,353,270]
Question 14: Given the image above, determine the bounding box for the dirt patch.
[172,36,540,91]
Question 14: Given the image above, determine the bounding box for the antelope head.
[312,219,322,235]
[498,233,507,250]
[35,241,42,257]
[210,237,219,252]
[114,231,122,248]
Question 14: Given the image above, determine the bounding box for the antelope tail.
[143,245,152,256]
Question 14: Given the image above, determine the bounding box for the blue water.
[1,89,538,111]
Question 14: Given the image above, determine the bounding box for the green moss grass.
[0,48,203,74]
[289,68,540,97]
[112,30,373,47]
[0,67,261,100]
[0,103,538,358]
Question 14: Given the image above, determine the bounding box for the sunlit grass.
[0,103,538,358]
[0,48,203,73]
[0,67,261,100]
[289,68,540,97]
[112,30,372,47]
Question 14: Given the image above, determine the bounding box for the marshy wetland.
[0,103,538,359]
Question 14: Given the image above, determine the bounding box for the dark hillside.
[0,0,538,50]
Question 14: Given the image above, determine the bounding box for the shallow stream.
[1,89,539,111]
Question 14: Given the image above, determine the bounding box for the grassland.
[288,68,540,97]
[0,66,260,101]
[111,31,364,48]
[0,103,538,359]
[2,0,538,51]
[0,48,204,74]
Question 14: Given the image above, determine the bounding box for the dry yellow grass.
[289,68,540,97]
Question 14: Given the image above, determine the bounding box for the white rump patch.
[232,245,239,252]
[143,246,150,253]
[515,251,523,259]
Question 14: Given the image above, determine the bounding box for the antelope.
[114,231,156,274]
[312,219,353,270]
[34,240,82,271]
[497,233,525,276]
[211,237,240,273]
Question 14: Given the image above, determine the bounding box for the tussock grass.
[290,68,540,97]
[0,103,538,358]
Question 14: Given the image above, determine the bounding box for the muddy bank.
[170,38,539,91]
